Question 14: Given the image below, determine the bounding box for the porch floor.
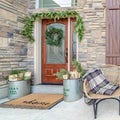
[0,85,120,120]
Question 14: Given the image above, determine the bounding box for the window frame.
[35,0,77,9]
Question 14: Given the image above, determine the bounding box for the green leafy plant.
[10,69,27,75]
[55,69,71,80]
[55,60,84,80]
[72,60,85,77]
[8,69,32,81]
[21,10,84,43]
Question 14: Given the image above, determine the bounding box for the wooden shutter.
[106,0,120,65]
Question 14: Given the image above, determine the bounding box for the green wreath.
[45,27,64,46]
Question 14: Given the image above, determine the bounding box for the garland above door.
[21,10,84,43]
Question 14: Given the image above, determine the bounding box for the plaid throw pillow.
[83,68,119,95]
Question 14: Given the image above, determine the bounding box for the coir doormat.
[0,93,63,109]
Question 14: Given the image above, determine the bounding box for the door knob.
[65,48,68,63]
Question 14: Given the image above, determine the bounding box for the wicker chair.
[83,64,120,119]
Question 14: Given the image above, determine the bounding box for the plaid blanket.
[83,68,119,95]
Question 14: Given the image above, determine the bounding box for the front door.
[41,18,76,84]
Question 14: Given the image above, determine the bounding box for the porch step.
[0,85,8,99]
[31,85,63,94]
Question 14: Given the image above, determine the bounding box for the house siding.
[0,0,33,85]
[78,0,106,68]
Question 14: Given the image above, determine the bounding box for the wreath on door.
[45,27,64,47]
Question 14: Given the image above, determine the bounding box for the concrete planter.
[8,80,31,99]
[63,78,83,102]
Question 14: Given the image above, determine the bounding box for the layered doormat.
[0,93,63,109]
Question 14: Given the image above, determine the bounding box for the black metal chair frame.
[93,97,120,119]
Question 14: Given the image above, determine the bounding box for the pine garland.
[21,10,84,43]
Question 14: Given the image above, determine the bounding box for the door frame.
[33,17,79,84]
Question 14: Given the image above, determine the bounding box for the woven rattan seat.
[83,64,120,119]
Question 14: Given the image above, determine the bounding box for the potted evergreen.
[8,69,32,99]
[55,60,84,80]
[55,60,85,102]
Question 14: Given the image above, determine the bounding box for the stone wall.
[0,0,34,85]
[78,0,106,69]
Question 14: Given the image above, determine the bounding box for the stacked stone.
[0,0,33,85]
[77,0,106,69]
[27,0,35,13]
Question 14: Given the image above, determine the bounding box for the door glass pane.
[39,0,77,8]
[46,23,65,64]
[71,22,77,60]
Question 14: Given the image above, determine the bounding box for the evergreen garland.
[21,10,84,43]
[45,27,63,46]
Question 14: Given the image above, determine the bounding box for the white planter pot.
[63,78,83,102]
[8,80,31,99]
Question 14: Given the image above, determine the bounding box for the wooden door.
[106,0,120,65]
[42,19,68,84]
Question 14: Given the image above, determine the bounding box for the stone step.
[0,84,8,99]
[31,85,63,94]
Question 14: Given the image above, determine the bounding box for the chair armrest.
[83,79,91,99]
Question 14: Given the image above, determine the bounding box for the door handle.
[65,48,68,63]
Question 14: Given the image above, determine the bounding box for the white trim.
[35,0,39,9]
[68,17,71,71]
[34,21,42,84]
[76,33,79,61]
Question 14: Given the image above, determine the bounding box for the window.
[36,0,77,8]
[71,21,77,60]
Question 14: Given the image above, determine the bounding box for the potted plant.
[7,69,32,99]
[55,60,84,79]
[55,60,85,102]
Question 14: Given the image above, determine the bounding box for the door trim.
[68,17,70,71]
[34,21,42,84]
[34,18,78,84]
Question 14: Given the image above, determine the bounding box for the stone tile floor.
[0,97,120,120]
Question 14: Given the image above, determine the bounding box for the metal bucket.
[63,78,83,102]
[8,80,31,99]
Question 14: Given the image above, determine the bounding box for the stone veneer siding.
[78,0,106,69]
[0,0,34,85]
